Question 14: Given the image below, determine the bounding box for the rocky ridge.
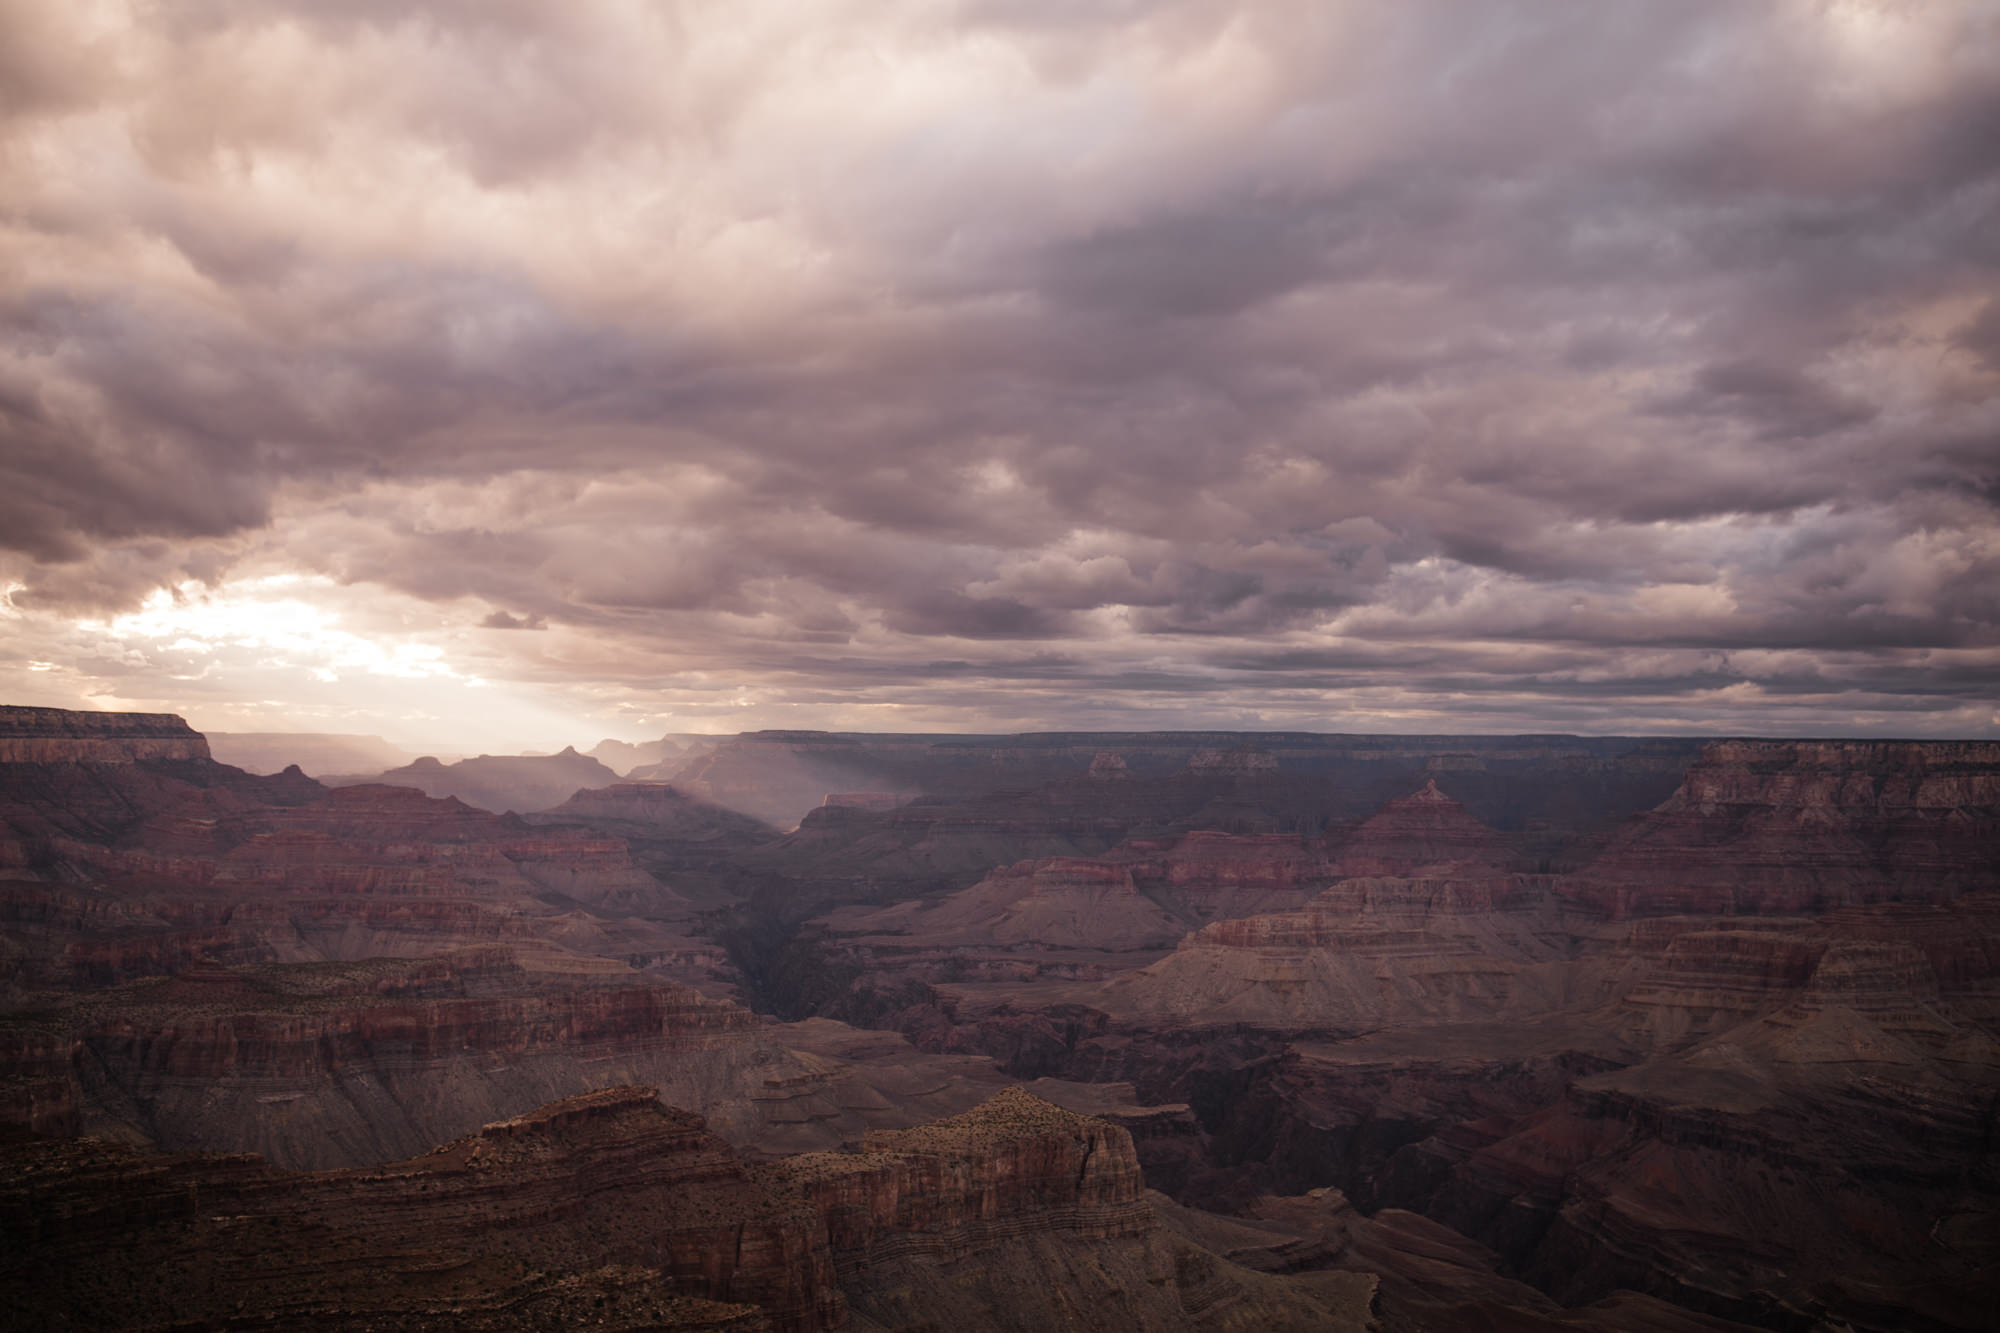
[326,746,624,815]
[2,1084,1381,1332]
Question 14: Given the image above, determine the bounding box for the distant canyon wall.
[0,706,210,764]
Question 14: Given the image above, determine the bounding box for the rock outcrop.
[1,1085,1379,1332]
[1121,831,1332,920]
[0,951,812,1166]
[1185,746,1281,776]
[533,781,777,844]
[1565,740,2000,917]
[0,705,211,764]
[833,857,1186,952]
[1,1085,837,1330]
[1419,993,2000,1330]
[1328,779,1512,878]
[0,764,695,994]
[1099,875,1579,1029]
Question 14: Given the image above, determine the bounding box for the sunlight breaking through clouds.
[83,579,467,685]
[0,1,1994,744]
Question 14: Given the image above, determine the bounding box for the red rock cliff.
[1565,739,2000,917]
[763,1085,1150,1271]
[1,1085,1158,1332]
[0,705,211,764]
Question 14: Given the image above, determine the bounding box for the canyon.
[1,705,1994,1330]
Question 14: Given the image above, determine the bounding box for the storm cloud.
[2,0,1997,746]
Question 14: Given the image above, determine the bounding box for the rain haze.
[3,0,1998,752]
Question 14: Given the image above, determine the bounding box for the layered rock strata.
[1,1085,837,1330]
[0,705,211,764]
[1098,875,1581,1029]
[1327,779,1513,878]
[1,1084,1377,1332]
[1121,831,1332,920]
[831,856,1185,952]
[1565,740,2000,917]
[0,952,792,1165]
[1,764,696,993]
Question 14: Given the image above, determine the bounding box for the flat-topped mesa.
[0,705,210,764]
[1564,739,2000,917]
[767,1087,1149,1265]
[1695,738,2000,788]
[1184,745,1281,775]
[819,792,899,811]
[1329,779,1510,878]
[1086,750,1131,780]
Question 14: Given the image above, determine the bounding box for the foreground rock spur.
[2,706,1996,1329]
[3,1083,1390,1330]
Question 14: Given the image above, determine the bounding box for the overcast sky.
[2,0,1997,752]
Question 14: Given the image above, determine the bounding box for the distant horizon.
[10,701,1994,759]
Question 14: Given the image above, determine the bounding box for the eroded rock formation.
[0,705,211,765]
[2,1085,1381,1332]
[1564,739,2000,917]
[6,709,1997,1332]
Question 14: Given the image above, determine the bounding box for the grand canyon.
[2,704,1994,1331]
[9,3,1996,1329]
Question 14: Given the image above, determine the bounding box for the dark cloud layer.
[2,0,1997,742]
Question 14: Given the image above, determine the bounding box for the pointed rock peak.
[864,1085,1097,1150]
[1406,778,1453,803]
[1088,751,1131,779]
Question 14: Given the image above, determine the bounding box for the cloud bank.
[2,0,1997,746]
